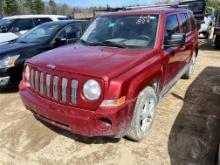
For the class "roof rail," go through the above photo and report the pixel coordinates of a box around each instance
[125,3,179,10]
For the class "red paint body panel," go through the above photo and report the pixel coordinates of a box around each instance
[20,88,136,137]
[19,8,199,138]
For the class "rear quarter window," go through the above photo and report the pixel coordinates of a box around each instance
[58,17,68,20]
[34,18,52,26]
[179,13,191,33]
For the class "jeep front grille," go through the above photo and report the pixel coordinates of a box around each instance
[29,68,78,105]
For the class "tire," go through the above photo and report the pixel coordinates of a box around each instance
[126,86,158,141]
[215,35,220,49]
[182,52,196,79]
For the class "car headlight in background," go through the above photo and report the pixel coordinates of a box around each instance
[0,55,20,69]
[83,79,101,101]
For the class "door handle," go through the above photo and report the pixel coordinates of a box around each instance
[180,46,186,51]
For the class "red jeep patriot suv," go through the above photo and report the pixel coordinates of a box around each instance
[19,8,198,141]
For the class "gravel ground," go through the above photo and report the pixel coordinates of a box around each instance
[0,39,220,165]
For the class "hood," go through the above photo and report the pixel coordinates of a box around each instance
[28,44,156,79]
[0,42,39,55]
[0,33,19,44]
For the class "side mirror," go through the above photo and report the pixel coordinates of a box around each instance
[54,37,67,47]
[165,33,186,47]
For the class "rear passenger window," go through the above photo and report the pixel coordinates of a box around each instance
[34,18,52,26]
[164,15,180,45]
[179,13,190,33]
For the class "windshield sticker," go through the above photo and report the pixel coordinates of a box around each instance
[108,21,116,28]
[136,16,151,24]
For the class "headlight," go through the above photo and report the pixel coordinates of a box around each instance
[0,55,20,69]
[83,79,101,101]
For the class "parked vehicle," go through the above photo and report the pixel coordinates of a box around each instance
[199,16,213,38]
[214,3,220,49]
[19,8,199,141]
[0,20,88,88]
[0,15,69,45]
[199,7,215,39]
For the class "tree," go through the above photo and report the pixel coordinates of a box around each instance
[4,0,18,15]
[207,0,219,9]
[60,3,68,15]
[25,0,33,9]
[0,0,4,16]
[49,0,56,14]
[33,0,44,14]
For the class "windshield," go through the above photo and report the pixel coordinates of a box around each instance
[81,14,159,48]
[17,23,62,43]
[0,19,15,28]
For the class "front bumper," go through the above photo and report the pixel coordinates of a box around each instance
[0,67,22,88]
[0,68,11,87]
[19,89,136,138]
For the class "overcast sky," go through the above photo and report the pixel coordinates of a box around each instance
[45,0,163,8]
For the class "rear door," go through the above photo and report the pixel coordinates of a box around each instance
[178,12,193,68]
[163,14,182,85]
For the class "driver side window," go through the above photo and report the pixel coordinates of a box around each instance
[55,24,82,43]
[164,14,180,45]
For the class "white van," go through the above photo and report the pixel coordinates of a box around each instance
[0,15,69,44]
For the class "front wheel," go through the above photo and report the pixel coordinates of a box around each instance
[126,86,158,141]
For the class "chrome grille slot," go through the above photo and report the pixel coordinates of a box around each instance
[35,71,39,92]
[61,78,68,102]
[53,76,59,100]
[40,72,44,95]
[29,66,79,105]
[30,69,34,89]
[71,80,78,104]
[46,74,51,97]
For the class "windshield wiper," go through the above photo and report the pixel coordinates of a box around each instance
[80,39,100,46]
[80,39,126,48]
[100,41,126,48]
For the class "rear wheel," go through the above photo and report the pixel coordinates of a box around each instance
[126,86,158,141]
[182,52,196,79]
[202,31,210,39]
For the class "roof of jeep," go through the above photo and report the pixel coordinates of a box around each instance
[100,8,192,16]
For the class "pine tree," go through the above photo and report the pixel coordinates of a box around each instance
[60,3,68,15]
[4,0,18,15]
[25,0,34,11]
[0,0,4,16]
[33,0,44,14]
[49,0,56,14]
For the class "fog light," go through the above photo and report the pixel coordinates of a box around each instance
[99,118,112,127]
[0,76,10,86]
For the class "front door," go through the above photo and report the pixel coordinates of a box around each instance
[163,14,183,86]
